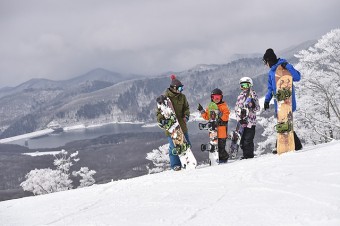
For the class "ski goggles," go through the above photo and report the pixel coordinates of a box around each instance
[240,82,251,89]
[211,94,222,101]
[177,86,184,92]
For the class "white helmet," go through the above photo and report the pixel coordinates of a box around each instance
[239,77,253,86]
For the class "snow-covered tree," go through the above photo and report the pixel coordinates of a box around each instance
[20,168,72,195]
[146,144,170,173]
[256,114,277,155]
[54,150,79,174]
[72,167,96,188]
[21,150,96,195]
[295,29,340,144]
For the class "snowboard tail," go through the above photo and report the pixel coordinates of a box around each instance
[228,122,244,159]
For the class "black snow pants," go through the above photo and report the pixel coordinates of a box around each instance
[218,138,229,161]
[240,125,256,159]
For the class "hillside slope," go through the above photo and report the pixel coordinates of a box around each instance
[1,141,339,226]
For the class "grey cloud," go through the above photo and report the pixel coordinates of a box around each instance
[0,0,339,86]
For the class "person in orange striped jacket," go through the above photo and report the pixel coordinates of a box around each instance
[198,88,230,163]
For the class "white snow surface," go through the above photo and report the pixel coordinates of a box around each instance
[1,141,340,226]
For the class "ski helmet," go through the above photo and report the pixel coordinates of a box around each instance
[211,88,223,95]
[239,77,253,86]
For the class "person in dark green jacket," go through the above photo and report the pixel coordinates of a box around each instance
[156,75,191,171]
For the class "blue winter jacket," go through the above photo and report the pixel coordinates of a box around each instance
[264,58,301,113]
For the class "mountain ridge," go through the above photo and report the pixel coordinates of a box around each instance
[0,40,315,138]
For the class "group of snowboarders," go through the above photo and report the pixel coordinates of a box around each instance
[157,48,302,171]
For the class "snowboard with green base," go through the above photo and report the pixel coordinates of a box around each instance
[156,95,197,169]
[198,102,219,166]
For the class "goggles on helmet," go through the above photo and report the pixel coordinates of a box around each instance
[211,94,222,101]
[177,86,184,92]
[240,82,251,89]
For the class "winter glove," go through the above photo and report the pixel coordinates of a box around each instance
[251,99,256,109]
[197,103,205,114]
[281,62,287,69]
[197,103,203,111]
[184,115,190,123]
[218,112,223,118]
[264,101,270,111]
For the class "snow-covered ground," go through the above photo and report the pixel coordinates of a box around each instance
[1,141,340,226]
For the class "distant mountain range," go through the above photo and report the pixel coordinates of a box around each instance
[0,40,315,138]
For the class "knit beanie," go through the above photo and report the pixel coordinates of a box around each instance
[263,48,278,66]
[170,74,183,88]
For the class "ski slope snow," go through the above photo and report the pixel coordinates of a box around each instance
[1,141,340,226]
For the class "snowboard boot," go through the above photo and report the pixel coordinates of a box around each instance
[218,148,229,163]
[273,141,278,154]
[294,131,303,151]
[173,166,181,171]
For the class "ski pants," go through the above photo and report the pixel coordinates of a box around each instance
[218,138,229,161]
[240,125,256,159]
[167,132,191,169]
[293,131,303,150]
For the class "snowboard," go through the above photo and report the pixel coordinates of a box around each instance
[156,95,197,169]
[228,108,248,159]
[198,102,219,166]
[274,64,295,154]
[228,122,243,159]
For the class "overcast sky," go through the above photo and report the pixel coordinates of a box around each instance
[1,0,339,87]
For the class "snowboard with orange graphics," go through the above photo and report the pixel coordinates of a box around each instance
[275,65,295,154]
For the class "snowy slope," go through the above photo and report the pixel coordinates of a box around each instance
[1,141,340,226]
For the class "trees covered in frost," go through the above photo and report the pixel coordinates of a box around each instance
[294,29,340,144]
[19,168,72,195]
[73,167,96,188]
[21,150,96,195]
[146,144,170,173]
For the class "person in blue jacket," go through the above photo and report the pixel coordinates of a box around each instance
[262,48,302,152]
